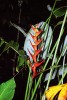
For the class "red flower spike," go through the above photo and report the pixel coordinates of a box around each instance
[28,46,43,62]
[30,33,37,42]
[32,71,37,79]
[31,25,39,33]
[29,62,37,78]
[29,40,37,51]
[28,24,44,78]
[29,39,42,51]
[35,24,39,28]
[28,49,37,62]
[31,60,44,72]
[32,71,41,79]
[34,46,43,57]
[35,30,42,37]
[34,39,43,45]
[31,25,42,37]
[31,60,44,78]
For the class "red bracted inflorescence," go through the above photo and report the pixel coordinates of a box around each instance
[28,25,44,78]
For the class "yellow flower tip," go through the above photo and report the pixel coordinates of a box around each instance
[31,25,39,33]
[58,96,66,100]
[30,33,37,42]
[31,25,42,37]
[35,30,42,37]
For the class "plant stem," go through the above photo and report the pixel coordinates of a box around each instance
[30,40,57,100]
[30,5,67,100]
[30,4,58,98]
[46,10,67,90]
[24,68,32,100]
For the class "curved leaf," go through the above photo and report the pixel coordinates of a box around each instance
[10,22,27,37]
[0,38,5,47]
[0,79,16,100]
[53,6,67,17]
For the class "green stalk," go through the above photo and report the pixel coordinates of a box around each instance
[27,77,33,100]
[30,14,58,99]
[45,10,67,90]
[34,79,37,100]
[62,56,65,84]
[30,7,67,100]
[24,68,31,100]
[59,70,67,85]
[41,0,57,29]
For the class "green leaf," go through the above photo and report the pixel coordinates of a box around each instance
[8,41,21,56]
[0,43,10,56]
[16,50,27,72]
[18,50,25,55]
[0,78,16,100]
[0,38,4,47]
[10,22,27,37]
[9,41,19,51]
[0,39,25,57]
[3,44,9,52]
[18,56,24,67]
[16,56,24,72]
[53,6,67,17]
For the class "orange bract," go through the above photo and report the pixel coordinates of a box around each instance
[58,84,67,100]
[45,83,67,100]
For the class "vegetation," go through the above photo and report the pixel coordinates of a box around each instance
[0,0,67,100]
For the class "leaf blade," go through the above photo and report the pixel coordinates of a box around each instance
[0,79,16,100]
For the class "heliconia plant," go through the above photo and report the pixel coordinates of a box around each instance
[0,0,67,100]
[27,25,44,78]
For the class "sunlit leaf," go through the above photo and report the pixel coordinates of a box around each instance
[0,78,16,100]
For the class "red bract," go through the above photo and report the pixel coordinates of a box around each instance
[30,33,37,42]
[28,49,37,62]
[29,40,37,51]
[29,39,43,47]
[31,25,39,33]
[28,25,44,78]
[32,60,44,78]
[31,60,44,72]
[28,46,43,62]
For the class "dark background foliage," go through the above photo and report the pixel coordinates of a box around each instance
[0,0,67,100]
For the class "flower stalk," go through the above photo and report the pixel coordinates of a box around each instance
[28,25,44,78]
